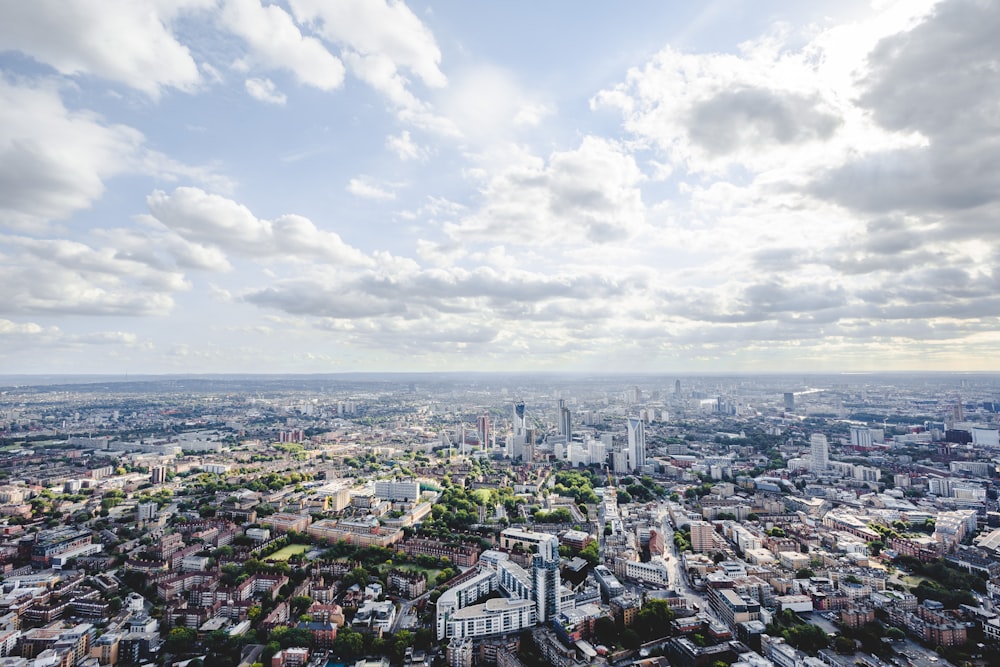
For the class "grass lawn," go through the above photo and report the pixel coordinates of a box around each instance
[900,574,930,588]
[266,544,310,561]
[379,562,442,583]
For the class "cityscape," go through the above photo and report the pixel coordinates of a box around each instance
[0,373,999,667]
[2,1,999,667]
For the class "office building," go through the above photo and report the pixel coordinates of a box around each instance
[374,479,420,503]
[559,406,571,439]
[477,414,491,449]
[809,434,828,473]
[690,521,715,553]
[627,417,646,472]
[512,402,526,441]
[531,535,561,623]
[150,466,167,485]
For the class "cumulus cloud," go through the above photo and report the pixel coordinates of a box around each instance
[0,77,229,231]
[222,0,345,91]
[811,0,1000,219]
[346,178,396,201]
[287,0,453,132]
[592,45,848,174]
[146,187,372,266]
[240,262,633,358]
[0,236,183,316]
[438,64,554,143]
[288,0,446,88]
[447,136,646,245]
[0,78,142,229]
[244,77,287,105]
[386,130,423,161]
[0,0,209,97]
[0,319,139,352]
[687,87,840,156]
[244,262,626,317]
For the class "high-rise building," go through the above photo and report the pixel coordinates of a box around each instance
[627,418,646,472]
[809,433,829,473]
[531,535,562,623]
[150,466,166,485]
[137,502,157,522]
[612,446,629,474]
[675,380,681,396]
[849,426,874,449]
[375,479,420,503]
[512,402,526,440]
[559,407,571,439]
[477,414,491,449]
[783,392,795,411]
[690,521,714,553]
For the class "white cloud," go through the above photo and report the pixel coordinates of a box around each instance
[447,136,646,245]
[0,78,143,230]
[289,0,446,88]
[146,187,372,266]
[0,0,209,97]
[0,319,140,352]
[0,77,232,232]
[346,178,396,201]
[221,0,345,91]
[245,77,287,105]
[438,64,553,143]
[288,0,453,132]
[386,130,423,161]
[0,235,184,316]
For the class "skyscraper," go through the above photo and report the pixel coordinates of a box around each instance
[531,535,561,623]
[512,401,526,440]
[523,428,535,463]
[627,417,646,472]
[783,392,795,411]
[477,413,491,449]
[559,406,571,439]
[809,433,829,473]
[690,521,714,553]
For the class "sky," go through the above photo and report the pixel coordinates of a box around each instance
[1,0,998,375]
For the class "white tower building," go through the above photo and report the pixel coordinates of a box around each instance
[627,417,646,472]
[809,433,829,473]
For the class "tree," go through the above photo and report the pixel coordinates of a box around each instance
[796,568,815,579]
[621,628,641,649]
[833,636,855,654]
[392,630,414,662]
[785,624,829,653]
[594,617,617,646]
[332,628,364,660]
[579,541,600,567]
[634,599,675,642]
[290,596,313,617]
[343,567,370,589]
[165,627,197,654]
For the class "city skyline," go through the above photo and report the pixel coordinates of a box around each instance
[2,0,997,374]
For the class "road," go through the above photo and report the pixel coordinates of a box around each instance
[658,505,721,625]
[390,591,429,634]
